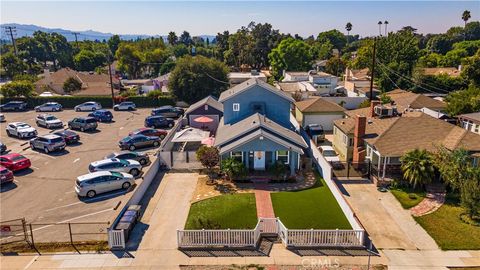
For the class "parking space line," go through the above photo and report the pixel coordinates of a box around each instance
[45,190,127,212]
[119,127,124,130]
[31,208,113,233]
[73,158,80,163]
[23,255,38,270]
[31,166,39,170]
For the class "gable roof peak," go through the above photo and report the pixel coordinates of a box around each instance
[219,78,294,103]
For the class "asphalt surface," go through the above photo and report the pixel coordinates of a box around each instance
[0,108,167,240]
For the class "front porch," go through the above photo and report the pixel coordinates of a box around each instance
[221,150,301,176]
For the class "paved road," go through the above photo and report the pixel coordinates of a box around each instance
[0,109,165,242]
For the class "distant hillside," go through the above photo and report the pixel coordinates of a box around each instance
[0,23,215,43]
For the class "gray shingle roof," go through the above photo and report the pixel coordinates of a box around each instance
[218,78,294,103]
[215,113,307,154]
[184,95,223,115]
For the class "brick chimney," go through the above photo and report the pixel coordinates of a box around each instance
[353,115,367,163]
[369,100,381,118]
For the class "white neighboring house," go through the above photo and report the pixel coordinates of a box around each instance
[228,70,267,86]
[282,71,338,96]
[294,97,346,130]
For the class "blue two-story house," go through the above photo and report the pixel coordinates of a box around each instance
[214,78,307,176]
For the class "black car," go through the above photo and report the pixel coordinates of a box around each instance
[53,130,80,144]
[144,116,175,129]
[151,106,184,118]
[118,135,161,151]
[0,101,27,112]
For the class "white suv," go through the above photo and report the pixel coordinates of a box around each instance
[6,122,38,139]
[74,102,102,112]
[75,171,135,198]
[36,114,64,129]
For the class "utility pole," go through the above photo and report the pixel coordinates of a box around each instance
[72,32,80,49]
[369,37,377,101]
[108,56,115,108]
[4,26,18,55]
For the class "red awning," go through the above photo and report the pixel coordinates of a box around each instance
[193,116,214,123]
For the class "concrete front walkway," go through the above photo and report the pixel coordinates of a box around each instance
[254,188,275,218]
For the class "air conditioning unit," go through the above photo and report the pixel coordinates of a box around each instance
[374,105,398,118]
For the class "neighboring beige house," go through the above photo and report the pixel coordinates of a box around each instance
[35,68,120,96]
[295,97,346,130]
[458,112,480,135]
[332,101,480,183]
[343,68,380,98]
[386,89,447,112]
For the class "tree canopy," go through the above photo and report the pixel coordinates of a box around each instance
[268,37,313,79]
[168,55,229,104]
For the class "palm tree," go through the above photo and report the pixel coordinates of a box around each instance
[400,149,435,189]
[462,10,471,40]
[378,21,383,36]
[384,20,389,36]
[345,22,353,44]
[462,10,471,27]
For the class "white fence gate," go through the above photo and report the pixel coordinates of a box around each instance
[108,229,125,249]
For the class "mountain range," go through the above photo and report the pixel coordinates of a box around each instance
[0,23,215,43]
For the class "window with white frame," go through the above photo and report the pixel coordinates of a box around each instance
[475,124,479,133]
[276,150,289,164]
[342,134,348,145]
[230,151,243,162]
[204,105,208,110]
[233,103,240,112]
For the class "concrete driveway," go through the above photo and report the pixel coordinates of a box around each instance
[337,180,437,251]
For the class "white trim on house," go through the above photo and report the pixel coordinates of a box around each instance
[276,150,290,164]
[233,103,240,112]
[230,151,243,162]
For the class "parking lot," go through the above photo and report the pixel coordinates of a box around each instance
[0,108,166,235]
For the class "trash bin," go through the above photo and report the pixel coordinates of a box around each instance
[115,222,133,241]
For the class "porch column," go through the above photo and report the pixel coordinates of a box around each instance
[382,156,387,180]
[243,152,249,169]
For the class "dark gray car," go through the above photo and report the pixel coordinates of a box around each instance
[68,117,98,132]
[118,135,160,151]
[104,151,150,166]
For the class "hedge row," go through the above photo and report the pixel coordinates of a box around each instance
[0,95,176,109]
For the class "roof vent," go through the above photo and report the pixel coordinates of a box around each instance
[367,119,373,124]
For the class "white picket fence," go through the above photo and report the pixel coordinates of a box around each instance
[177,218,365,249]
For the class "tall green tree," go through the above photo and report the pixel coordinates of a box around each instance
[445,84,480,116]
[268,37,313,79]
[167,31,178,46]
[0,80,35,97]
[179,31,192,46]
[317,29,347,51]
[115,43,142,78]
[107,35,121,56]
[462,10,471,28]
[0,52,28,78]
[400,149,435,189]
[168,55,229,103]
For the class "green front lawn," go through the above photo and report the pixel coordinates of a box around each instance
[271,174,352,229]
[390,187,426,209]
[185,193,258,229]
[415,196,480,250]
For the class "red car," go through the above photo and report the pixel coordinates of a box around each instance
[0,166,14,184]
[0,153,31,172]
[129,128,167,139]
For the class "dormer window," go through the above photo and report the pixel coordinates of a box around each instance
[233,103,240,112]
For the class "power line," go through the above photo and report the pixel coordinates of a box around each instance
[204,72,229,84]
[376,60,451,93]
[3,26,18,55]
[377,63,445,95]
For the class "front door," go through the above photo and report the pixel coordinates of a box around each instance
[253,151,266,170]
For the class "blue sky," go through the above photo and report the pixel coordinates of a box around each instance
[1,1,479,37]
